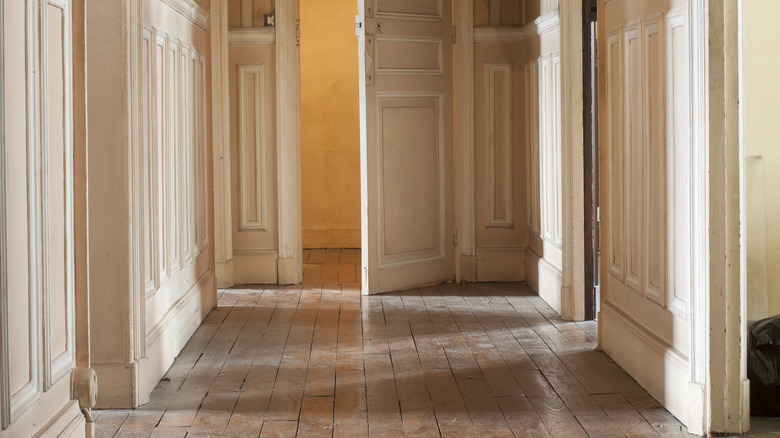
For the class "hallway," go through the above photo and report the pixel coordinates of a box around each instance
[93,251,694,437]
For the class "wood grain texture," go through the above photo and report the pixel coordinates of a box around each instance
[95,253,688,437]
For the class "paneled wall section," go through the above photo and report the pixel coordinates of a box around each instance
[599,3,693,426]
[473,40,528,281]
[138,0,213,400]
[604,10,689,313]
[1,0,85,434]
[228,41,278,284]
[525,52,563,249]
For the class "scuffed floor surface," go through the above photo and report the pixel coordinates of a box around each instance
[95,253,707,437]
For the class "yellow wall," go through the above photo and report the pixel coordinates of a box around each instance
[743,0,780,320]
[300,0,361,248]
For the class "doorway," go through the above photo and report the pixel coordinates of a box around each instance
[299,0,362,285]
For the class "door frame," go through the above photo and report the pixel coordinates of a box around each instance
[272,0,589,303]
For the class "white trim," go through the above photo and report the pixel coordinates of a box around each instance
[145,269,211,345]
[453,0,476,282]
[559,0,585,321]
[41,0,77,389]
[228,28,276,45]
[522,11,561,39]
[0,0,7,427]
[473,12,560,43]
[474,27,524,43]
[211,0,234,288]
[161,0,209,30]
[129,0,147,370]
[358,0,369,291]
[276,0,302,284]
[2,0,44,426]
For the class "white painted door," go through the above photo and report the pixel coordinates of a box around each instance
[359,0,455,293]
[1,0,86,435]
[598,0,704,432]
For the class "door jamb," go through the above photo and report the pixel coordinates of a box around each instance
[454,0,477,283]
[211,0,235,288]
[560,0,586,321]
[276,0,303,284]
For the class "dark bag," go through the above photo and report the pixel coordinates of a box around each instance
[748,315,780,416]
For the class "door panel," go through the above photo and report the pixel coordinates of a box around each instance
[363,0,454,293]
[598,0,697,429]
[2,0,84,434]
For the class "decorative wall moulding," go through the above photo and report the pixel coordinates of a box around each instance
[162,0,209,30]
[473,11,560,43]
[522,11,560,39]
[473,27,524,43]
[228,28,276,45]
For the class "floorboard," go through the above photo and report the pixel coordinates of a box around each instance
[94,249,703,438]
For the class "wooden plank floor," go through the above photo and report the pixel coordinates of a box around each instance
[95,249,706,438]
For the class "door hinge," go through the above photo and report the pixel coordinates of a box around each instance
[355,15,363,36]
[453,229,459,247]
[451,25,457,44]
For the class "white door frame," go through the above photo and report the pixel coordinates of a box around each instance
[275,0,303,285]
[453,0,477,283]
[559,0,586,321]
[213,0,303,287]
[211,0,235,288]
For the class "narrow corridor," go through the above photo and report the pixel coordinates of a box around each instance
[94,251,698,437]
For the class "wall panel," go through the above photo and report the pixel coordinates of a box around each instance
[606,30,624,281]
[42,0,75,388]
[624,23,642,292]
[238,65,268,231]
[155,32,168,284]
[525,60,540,236]
[486,63,514,228]
[2,0,83,433]
[666,9,689,317]
[134,0,214,408]
[642,16,665,305]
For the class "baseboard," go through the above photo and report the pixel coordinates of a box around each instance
[233,250,278,284]
[92,361,137,408]
[144,272,213,400]
[303,228,360,248]
[277,256,300,285]
[525,248,563,313]
[601,302,699,432]
[215,259,234,288]
[460,254,477,282]
[475,247,525,281]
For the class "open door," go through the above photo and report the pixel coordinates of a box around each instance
[358,0,455,293]
[597,0,706,432]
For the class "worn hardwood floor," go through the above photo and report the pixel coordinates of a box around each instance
[95,249,703,438]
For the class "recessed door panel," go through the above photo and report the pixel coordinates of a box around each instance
[376,0,441,19]
[378,95,443,266]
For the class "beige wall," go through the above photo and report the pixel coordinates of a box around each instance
[743,0,780,321]
[300,0,361,248]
